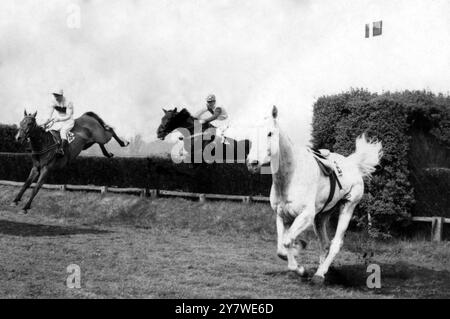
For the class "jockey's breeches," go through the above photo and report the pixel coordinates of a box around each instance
[49,119,75,140]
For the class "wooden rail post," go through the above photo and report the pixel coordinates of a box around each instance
[199,194,206,203]
[149,189,159,199]
[100,186,108,196]
[242,196,252,204]
[431,217,444,242]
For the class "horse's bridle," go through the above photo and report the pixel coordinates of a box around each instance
[20,116,60,156]
[19,115,39,140]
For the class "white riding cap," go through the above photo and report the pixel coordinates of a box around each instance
[53,89,64,97]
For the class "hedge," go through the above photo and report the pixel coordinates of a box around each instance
[312,89,450,238]
[0,153,272,196]
[0,124,28,153]
[0,124,272,195]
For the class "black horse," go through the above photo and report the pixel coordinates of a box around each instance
[156,108,250,164]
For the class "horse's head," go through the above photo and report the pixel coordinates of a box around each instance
[16,109,38,144]
[246,105,280,174]
[157,107,193,140]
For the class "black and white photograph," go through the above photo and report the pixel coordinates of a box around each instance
[0,0,449,302]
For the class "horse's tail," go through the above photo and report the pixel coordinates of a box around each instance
[84,112,110,131]
[348,133,383,179]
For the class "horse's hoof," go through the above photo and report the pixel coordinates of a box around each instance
[277,253,288,261]
[21,209,29,215]
[311,275,325,286]
[10,201,19,207]
[108,153,114,158]
[296,266,307,277]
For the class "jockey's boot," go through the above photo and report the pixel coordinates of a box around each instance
[57,139,68,157]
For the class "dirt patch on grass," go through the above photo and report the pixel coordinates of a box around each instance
[325,262,450,298]
[0,219,109,237]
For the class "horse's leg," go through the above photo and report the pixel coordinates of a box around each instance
[99,144,114,158]
[284,237,305,276]
[271,187,288,260]
[12,166,39,205]
[282,204,315,276]
[313,195,361,283]
[276,214,289,261]
[283,205,315,248]
[109,128,129,147]
[314,211,332,264]
[276,213,305,262]
[22,166,51,213]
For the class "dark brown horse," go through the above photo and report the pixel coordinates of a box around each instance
[156,107,251,164]
[12,110,129,213]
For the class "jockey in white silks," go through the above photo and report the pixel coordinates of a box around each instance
[42,89,75,156]
[194,94,230,144]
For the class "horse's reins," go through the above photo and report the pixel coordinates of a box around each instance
[185,131,214,141]
[31,143,59,156]
[182,122,217,141]
[25,118,60,156]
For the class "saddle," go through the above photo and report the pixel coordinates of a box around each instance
[308,148,343,214]
[309,148,343,176]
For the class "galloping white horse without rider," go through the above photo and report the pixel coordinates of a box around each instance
[246,106,382,284]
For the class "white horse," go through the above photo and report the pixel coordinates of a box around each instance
[246,106,382,284]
